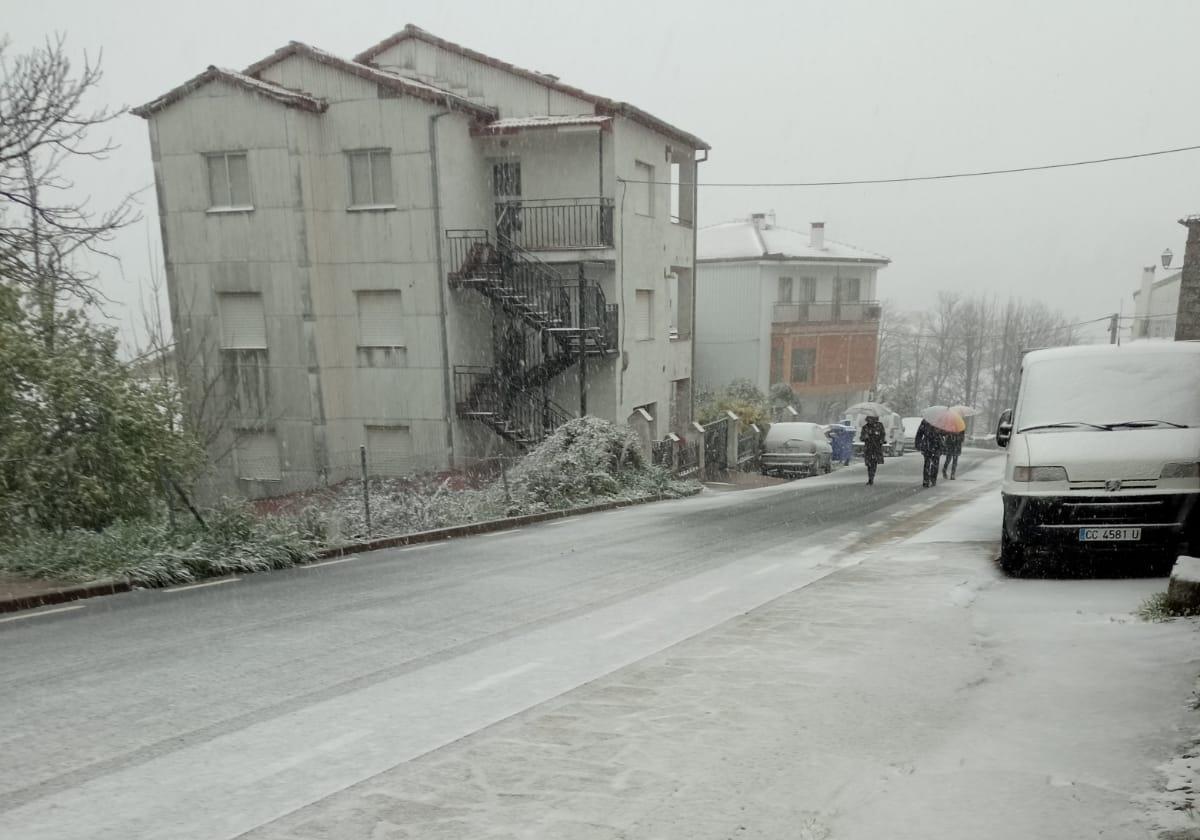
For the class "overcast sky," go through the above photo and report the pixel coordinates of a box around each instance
[7,0,1199,346]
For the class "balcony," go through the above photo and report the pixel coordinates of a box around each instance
[496,198,614,251]
[772,301,881,324]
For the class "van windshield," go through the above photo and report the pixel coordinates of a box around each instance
[1016,351,1200,431]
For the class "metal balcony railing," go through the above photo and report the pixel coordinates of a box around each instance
[495,198,615,250]
[772,301,882,324]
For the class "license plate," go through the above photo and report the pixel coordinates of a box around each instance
[1078,527,1141,542]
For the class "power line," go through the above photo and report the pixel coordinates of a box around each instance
[617,142,1200,188]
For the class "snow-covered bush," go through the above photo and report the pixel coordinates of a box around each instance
[299,417,698,544]
[0,501,315,587]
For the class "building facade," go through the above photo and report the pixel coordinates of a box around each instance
[134,25,708,499]
[695,215,889,422]
[1132,265,1181,340]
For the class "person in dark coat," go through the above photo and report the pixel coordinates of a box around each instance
[914,419,945,488]
[861,415,886,486]
[942,429,965,480]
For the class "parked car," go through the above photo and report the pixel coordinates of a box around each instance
[884,412,906,456]
[761,422,834,478]
[996,342,1200,575]
[901,416,922,452]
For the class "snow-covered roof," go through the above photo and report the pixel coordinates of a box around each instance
[354,25,710,151]
[241,42,496,120]
[697,218,890,264]
[476,115,612,134]
[132,66,328,118]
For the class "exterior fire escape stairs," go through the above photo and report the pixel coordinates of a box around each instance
[446,229,618,448]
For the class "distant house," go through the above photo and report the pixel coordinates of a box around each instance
[1131,265,1181,340]
[133,25,708,499]
[695,214,889,421]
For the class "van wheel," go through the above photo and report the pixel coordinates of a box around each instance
[999,530,1026,576]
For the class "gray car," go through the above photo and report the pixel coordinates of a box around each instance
[761,422,833,478]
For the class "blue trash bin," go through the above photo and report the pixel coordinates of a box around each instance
[830,424,855,466]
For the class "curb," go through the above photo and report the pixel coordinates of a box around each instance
[0,487,701,616]
[0,579,132,615]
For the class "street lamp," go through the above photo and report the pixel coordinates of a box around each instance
[1162,248,1174,270]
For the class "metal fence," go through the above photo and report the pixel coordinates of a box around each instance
[496,198,615,250]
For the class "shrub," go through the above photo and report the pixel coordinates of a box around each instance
[0,500,315,588]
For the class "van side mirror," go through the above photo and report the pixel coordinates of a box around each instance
[996,409,1014,449]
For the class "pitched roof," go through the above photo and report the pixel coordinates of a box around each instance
[354,24,710,151]
[698,218,891,264]
[131,66,328,118]
[242,41,497,120]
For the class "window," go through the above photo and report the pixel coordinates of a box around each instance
[771,343,785,383]
[791,347,817,384]
[777,277,794,303]
[356,290,404,347]
[799,277,817,303]
[366,426,414,476]
[492,161,521,198]
[205,152,251,210]
[839,277,861,302]
[348,149,394,207]
[635,290,654,340]
[634,161,653,216]
[236,431,281,481]
[218,293,266,350]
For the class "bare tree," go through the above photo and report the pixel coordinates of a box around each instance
[0,35,138,340]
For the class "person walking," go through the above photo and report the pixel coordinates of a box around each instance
[942,429,964,480]
[861,414,886,486]
[914,419,944,488]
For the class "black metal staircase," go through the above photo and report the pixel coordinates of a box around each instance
[447,230,618,448]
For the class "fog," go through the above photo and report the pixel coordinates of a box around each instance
[6,0,1199,346]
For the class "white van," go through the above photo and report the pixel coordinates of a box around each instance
[995,342,1200,574]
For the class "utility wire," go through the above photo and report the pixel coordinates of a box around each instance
[616,142,1200,187]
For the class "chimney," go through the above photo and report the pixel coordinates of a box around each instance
[750,212,768,230]
[810,222,825,250]
[1135,266,1156,338]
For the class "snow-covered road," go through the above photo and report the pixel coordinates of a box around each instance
[1,452,1196,839]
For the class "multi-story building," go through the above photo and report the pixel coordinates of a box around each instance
[695,214,889,421]
[134,25,708,498]
[1132,265,1181,340]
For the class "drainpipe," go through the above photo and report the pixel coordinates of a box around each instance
[689,148,708,425]
[430,110,455,464]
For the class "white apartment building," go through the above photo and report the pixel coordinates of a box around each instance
[134,25,708,499]
[695,215,889,421]
[1132,265,1181,340]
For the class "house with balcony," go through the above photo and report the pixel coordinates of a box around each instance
[133,25,708,499]
[695,214,889,422]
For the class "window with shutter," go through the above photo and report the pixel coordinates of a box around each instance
[839,277,861,302]
[218,293,266,349]
[347,149,394,207]
[366,426,414,476]
[790,348,817,384]
[799,277,816,303]
[635,290,653,340]
[634,161,653,216]
[777,277,794,303]
[236,432,282,481]
[356,291,404,347]
[205,152,252,210]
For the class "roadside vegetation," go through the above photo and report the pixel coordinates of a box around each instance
[290,417,697,545]
[0,417,697,589]
[1136,592,1200,622]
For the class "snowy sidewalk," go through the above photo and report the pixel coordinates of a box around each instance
[238,475,1200,840]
